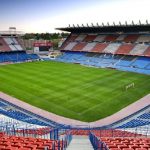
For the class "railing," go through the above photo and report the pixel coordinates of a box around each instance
[89,132,108,150]
[92,128,150,138]
[0,126,72,150]
[68,127,150,137]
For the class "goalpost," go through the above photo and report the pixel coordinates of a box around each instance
[125,82,135,91]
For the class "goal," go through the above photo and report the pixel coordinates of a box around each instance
[125,82,135,91]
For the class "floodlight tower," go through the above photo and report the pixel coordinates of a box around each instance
[9,27,16,35]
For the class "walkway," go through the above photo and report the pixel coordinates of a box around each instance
[66,136,93,150]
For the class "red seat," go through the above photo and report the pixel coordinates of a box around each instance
[123,35,139,42]
[135,148,149,150]
[108,145,119,148]
[36,145,48,150]
[118,145,129,149]
[122,148,134,150]
[72,43,86,51]
[91,43,108,52]
[129,145,141,149]
[109,148,121,150]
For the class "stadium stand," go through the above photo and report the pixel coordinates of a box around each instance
[3,37,23,51]
[0,98,68,128]
[144,46,150,57]
[0,101,73,148]
[103,43,121,53]
[89,131,150,150]
[123,34,139,42]
[108,105,150,131]
[138,113,150,119]
[117,119,150,128]
[12,37,23,50]
[98,137,150,150]
[129,44,149,55]
[0,114,47,132]
[0,98,73,149]
[91,129,147,139]
[70,129,144,137]
[0,37,11,51]
[0,34,40,63]
[63,42,77,50]
[0,51,39,63]
[116,35,127,41]
[68,34,78,41]
[92,34,106,42]
[116,55,136,66]
[104,35,119,42]
[75,34,87,41]
[60,35,150,56]
[55,24,150,75]
[91,43,108,52]
[83,34,97,42]
[0,132,72,150]
[4,37,17,51]
[72,42,87,51]
[55,51,150,74]
[136,35,150,43]
[82,42,97,51]
[115,44,135,55]
[131,57,150,68]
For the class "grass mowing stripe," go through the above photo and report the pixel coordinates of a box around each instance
[0,61,149,122]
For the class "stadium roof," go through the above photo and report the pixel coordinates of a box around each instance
[0,31,24,37]
[56,24,150,34]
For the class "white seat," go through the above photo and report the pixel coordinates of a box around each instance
[129,44,149,55]
[103,43,121,53]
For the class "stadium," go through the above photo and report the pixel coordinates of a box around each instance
[0,0,150,149]
[0,22,150,149]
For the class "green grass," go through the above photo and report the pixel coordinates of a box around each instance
[0,61,150,122]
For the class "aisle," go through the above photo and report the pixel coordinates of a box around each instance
[66,135,93,150]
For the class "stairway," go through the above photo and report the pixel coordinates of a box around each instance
[66,135,94,150]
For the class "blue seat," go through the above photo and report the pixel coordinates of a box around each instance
[0,98,67,128]
[138,113,150,119]
[55,52,150,75]
[0,51,39,63]
[117,119,150,128]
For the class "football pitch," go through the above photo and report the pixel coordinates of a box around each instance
[0,61,150,122]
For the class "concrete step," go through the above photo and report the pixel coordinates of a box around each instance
[66,135,93,150]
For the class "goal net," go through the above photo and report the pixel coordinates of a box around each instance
[125,82,135,91]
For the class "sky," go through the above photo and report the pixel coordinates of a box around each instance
[0,0,149,33]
